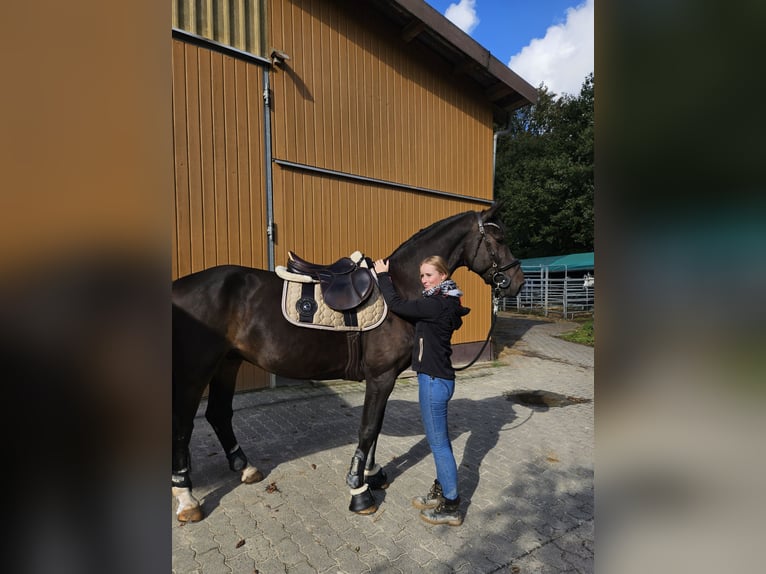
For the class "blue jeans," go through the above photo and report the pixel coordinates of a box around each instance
[417,373,458,500]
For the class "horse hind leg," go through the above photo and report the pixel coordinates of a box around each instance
[172,383,206,522]
[206,354,264,485]
[172,434,203,522]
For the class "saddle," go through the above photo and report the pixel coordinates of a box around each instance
[286,251,374,312]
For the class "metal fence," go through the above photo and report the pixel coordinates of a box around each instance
[501,267,594,319]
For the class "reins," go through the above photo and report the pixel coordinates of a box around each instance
[453,213,520,371]
[453,286,502,371]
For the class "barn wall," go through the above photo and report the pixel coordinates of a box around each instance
[267,0,495,346]
[171,37,271,391]
[171,38,268,278]
[268,0,494,195]
[172,0,501,392]
[172,0,268,56]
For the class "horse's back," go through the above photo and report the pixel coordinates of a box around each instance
[173,264,260,295]
[174,264,271,306]
[173,265,275,340]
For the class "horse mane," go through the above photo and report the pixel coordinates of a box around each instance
[388,210,472,259]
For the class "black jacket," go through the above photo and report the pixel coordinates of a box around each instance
[377,272,470,380]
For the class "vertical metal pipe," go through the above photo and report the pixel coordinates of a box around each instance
[492,122,511,188]
[263,67,276,388]
[262,68,275,272]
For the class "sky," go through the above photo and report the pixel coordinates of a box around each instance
[424,0,594,97]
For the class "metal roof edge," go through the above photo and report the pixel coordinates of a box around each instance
[521,252,594,271]
[368,0,538,113]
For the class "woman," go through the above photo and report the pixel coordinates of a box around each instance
[373,255,470,526]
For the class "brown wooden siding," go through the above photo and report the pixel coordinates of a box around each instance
[267,0,495,346]
[172,37,270,391]
[172,39,267,277]
[268,0,494,197]
[272,165,491,345]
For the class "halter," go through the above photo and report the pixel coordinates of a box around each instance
[475,213,520,290]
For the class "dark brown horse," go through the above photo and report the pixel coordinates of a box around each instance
[172,204,524,521]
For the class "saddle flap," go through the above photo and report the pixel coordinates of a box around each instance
[321,267,374,311]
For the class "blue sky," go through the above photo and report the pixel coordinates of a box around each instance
[424,0,594,97]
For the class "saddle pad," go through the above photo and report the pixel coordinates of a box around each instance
[281,279,387,331]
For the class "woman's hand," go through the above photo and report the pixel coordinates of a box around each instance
[373,259,389,273]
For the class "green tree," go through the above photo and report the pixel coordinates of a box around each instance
[495,74,594,258]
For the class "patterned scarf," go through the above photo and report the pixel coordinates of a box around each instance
[422,279,463,298]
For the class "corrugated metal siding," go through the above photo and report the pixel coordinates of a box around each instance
[172,37,270,391]
[268,0,494,196]
[172,0,267,56]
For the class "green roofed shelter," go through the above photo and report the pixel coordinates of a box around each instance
[520,252,594,272]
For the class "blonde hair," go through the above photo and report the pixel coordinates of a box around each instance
[420,255,450,278]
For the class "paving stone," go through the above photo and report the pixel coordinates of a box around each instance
[172,313,594,573]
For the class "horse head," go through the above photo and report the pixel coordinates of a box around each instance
[465,203,525,297]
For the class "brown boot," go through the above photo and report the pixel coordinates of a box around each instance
[411,479,443,510]
[420,496,463,526]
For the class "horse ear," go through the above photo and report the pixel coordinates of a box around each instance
[482,201,503,221]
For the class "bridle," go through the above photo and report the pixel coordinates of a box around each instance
[474,213,521,291]
[454,214,521,371]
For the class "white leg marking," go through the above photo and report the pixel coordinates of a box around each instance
[241,464,261,483]
[172,486,200,515]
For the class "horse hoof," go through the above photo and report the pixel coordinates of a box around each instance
[177,506,204,523]
[242,465,265,484]
[349,488,377,514]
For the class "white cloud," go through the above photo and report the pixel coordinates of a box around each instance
[445,0,480,35]
[508,0,594,97]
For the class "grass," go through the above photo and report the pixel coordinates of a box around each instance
[559,318,594,347]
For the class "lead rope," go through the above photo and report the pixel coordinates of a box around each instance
[454,286,502,371]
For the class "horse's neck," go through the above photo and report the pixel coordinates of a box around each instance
[388,213,472,296]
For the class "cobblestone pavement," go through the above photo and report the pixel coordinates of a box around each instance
[172,312,594,573]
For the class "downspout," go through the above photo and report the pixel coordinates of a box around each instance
[492,121,512,191]
[262,68,276,388]
[263,68,275,272]
[487,119,513,361]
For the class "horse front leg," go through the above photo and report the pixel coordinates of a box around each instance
[363,438,390,490]
[206,355,265,486]
[346,373,396,514]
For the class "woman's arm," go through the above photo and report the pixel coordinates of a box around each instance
[374,260,441,320]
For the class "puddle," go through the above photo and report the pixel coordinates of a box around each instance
[503,390,592,408]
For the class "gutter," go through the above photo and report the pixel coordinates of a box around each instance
[492,122,512,189]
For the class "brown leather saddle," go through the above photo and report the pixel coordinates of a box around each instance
[286,251,375,311]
